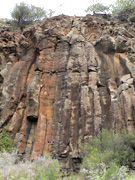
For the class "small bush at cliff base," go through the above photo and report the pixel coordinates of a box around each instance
[0,127,16,152]
[80,163,133,180]
[32,156,60,180]
[81,129,135,179]
[102,164,133,180]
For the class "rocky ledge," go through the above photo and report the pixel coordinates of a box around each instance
[0,14,135,171]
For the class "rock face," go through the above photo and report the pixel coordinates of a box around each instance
[0,14,135,170]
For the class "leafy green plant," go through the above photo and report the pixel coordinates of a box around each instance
[81,129,135,179]
[102,164,133,180]
[9,173,29,180]
[112,0,135,15]
[82,129,135,167]
[11,2,47,28]
[32,156,60,180]
[0,127,16,152]
[62,175,82,180]
[85,2,109,14]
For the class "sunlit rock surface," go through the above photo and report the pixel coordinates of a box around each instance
[0,14,135,170]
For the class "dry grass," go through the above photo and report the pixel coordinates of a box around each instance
[0,150,60,180]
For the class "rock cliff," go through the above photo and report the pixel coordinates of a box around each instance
[0,14,135,171]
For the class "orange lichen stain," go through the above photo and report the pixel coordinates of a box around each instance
[31,71,57,157]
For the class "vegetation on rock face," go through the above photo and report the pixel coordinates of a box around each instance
[0,127,16,152]
[11,2,47,28]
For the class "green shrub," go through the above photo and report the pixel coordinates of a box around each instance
[0,127,16,152]
[112,0,135,15]
[62,175,82,180]
[11,2,47,28]
[82,129,135,167]
[85,3,109,14]
[32,156,60,180]
[9,173,29,180]
[81,129,135,179]
[102,164,133,180]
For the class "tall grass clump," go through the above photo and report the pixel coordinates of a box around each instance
[80,129,135,180]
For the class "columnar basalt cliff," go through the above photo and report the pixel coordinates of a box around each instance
[0,14,135,170]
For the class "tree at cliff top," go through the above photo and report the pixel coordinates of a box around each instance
[11,2,47,28]
[112,0,135,15]
[85,2,110,14]
[86,0,135,16]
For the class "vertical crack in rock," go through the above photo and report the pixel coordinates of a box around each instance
[25,116,38,157]
[0,74,4,119]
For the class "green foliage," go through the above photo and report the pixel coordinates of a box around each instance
[82,129,135,167]
[85,3,109,14]
[133,11,135,17]
[0,152,61,180]
[32,157,60,180]
[62,175,82,180]
[102,164,133,180]
[112,0,135,15]
[0,127,16,152]
[9,173,29,180]
[80,162,133,180]
[11,2,47,28]
[81,129,135,179]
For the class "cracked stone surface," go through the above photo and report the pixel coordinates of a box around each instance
[0,14,135,170]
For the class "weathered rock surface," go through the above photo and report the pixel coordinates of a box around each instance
[0,14,135,171]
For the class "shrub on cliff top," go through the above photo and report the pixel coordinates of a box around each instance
[112,0,135,15]
[85,3,110,14]
[86,0,135,18]
[11,2,47,28]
